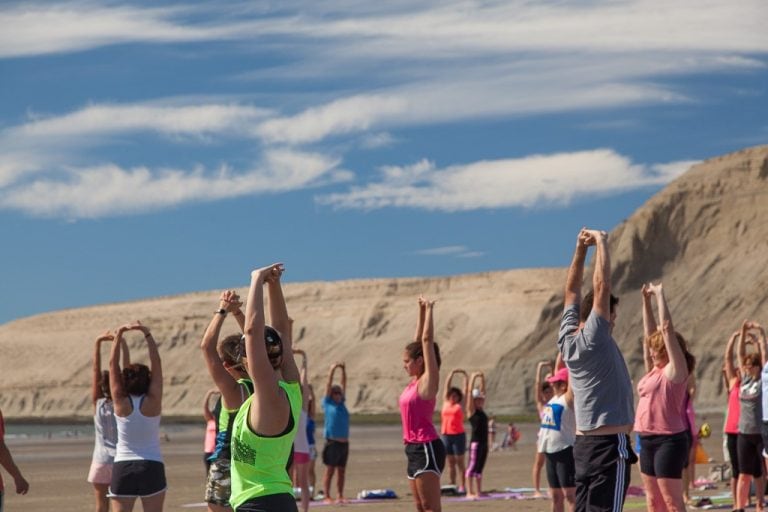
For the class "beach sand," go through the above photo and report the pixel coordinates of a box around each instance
[3,420,730,511]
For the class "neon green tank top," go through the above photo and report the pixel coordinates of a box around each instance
[229,380,302,509]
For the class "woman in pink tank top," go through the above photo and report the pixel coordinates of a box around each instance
[636,283,693,512]
[723,329,743,506]
[399,296,445,512]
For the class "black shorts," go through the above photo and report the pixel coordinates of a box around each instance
[573,434,637,512]
[442,433,467,456]
[682,430,693,469]
[546,446,576,489]
[737,433,764,477]
[405,438,446,479]
[109,459,167,498]
[466,441,488,477]
[638,431,689,478]
[726,433,740,478]
[236,493,298,512]
[322,439,349,467]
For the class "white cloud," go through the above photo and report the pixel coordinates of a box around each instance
[254,95,407,145]
[415,246,468,256]
[14,103,270,140]
[359,132,396,149]
[3,1,767,60]
[318,150,697,212]
[0,149,346,218]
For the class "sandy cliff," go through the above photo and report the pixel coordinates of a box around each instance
[1,145,767,419]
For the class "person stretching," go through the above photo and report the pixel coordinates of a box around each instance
[557,228,636,512]
[734,320,766,512]
[636,283,691,512]
[441,369,467,493]
[464,372,489,499]
[540,359,576,512]
[229,263,302,512]
[89,330,129,512]
[322,362,350,504]
[108,322,166,512]
[533,359,555,498]
[201,289,253,512]
[291,349,312,512]
[723,330,743,507]
[400,296,445,512]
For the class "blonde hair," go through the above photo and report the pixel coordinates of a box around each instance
[646,330,696,372]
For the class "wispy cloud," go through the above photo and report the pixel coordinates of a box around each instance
[415,246,485,258]
[415,246,468,256]
[318,150,698,212]
[15,103,270,140]
[0,149,347,219]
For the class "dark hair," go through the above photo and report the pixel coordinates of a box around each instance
[580,290,619,324]
[122,363,151,395]
[100,370,112,400]
[446,386,463,401]
[678,333,696,373]
[744,353,761,368]
[404,341,442,371]
[264,325,283,370]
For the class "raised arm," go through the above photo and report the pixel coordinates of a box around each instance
[564,229,590,308]
[738,320,749,375]
[444,369,459,400]
[245,263,292,435]
[109,328,129,415]
[339,362,347,392]
[649,283,687,383]
[92,331,114,405]
[588,230,611,321]
[417,298,440,401]
[724,330,740,390]
[201,290,247,409]
[414,297,426,342]
[203,389,217,422]
[325,364,339,398]
[267,269,300,383]
[641,284,656,372]
[465,372,476,417]
[534,361,552,407]
[296,350,311,409]
[752,322,767,367]
[132,322,163,415]
[475,372,486,394]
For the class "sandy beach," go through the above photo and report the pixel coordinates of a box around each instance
[3,418,732,511]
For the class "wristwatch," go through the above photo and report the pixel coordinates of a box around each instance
[215,309,227,316]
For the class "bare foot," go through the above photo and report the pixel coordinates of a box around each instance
[532,491,544,498]
[323,497,334,504]
[336,496,349,504]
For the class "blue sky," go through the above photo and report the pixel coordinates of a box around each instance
[1,1,766,324]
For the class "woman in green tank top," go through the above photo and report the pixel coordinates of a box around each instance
[229,263,303,512]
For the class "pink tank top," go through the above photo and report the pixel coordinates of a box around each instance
[399,379,438,443]
[634,366,688,435]
[725,379,741,434]
[441,402,465,435]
